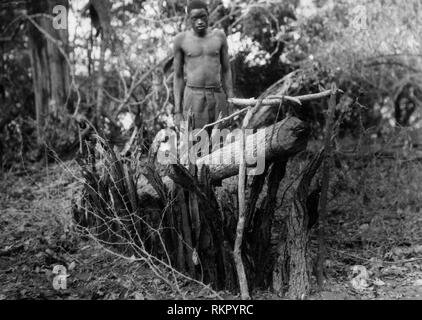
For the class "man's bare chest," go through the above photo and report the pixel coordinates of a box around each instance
[182,36,222,58]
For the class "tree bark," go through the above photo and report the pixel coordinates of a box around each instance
[27,0,71,144]
[246,158,288,288]
[287,151,324,299]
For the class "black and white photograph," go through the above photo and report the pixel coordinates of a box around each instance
[1,0,422,306]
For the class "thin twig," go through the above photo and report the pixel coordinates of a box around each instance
[195,108,248,137]
[232,97,264,300]
[234,127,251,300]
[121,127,139,157]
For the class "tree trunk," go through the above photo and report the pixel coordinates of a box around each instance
[95,37,106,134]
[27,0,70,144]
[287,151,324,299]
[89,0,111,134]
[287,198,311,299]
[246,158,288,288]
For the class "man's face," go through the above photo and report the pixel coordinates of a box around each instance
[189,8,208,35]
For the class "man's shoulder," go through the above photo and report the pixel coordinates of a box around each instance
[212,28,227,39]
[174,31,187,45]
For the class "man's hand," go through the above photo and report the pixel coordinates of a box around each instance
[173,112,184,129]
[225,98,239,125]
[227,98,234,115]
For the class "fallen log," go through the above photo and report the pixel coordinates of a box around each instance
[197,116,309,183]
[137,116,309,197]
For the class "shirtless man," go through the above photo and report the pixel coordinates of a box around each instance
[173,0,234,131]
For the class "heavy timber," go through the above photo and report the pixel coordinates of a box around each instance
[197,116,309,183]
[138,116,309,198]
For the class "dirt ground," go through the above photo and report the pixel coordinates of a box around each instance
[1,158,422,300]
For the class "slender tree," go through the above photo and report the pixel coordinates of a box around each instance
[26,0,71,144]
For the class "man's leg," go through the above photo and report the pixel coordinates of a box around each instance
[181,87,202,264]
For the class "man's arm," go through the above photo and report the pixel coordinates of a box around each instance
[220,31,234,106]
[173,33,185,115]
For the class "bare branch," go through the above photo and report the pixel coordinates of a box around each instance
[229,89,343,107]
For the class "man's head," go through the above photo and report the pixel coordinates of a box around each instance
[187,0,209,36]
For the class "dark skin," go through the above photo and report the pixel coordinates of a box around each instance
[173,8,234,127]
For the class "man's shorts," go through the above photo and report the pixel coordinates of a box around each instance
[183,85,229,130]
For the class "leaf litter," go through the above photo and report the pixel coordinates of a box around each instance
[1,159,422,300]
